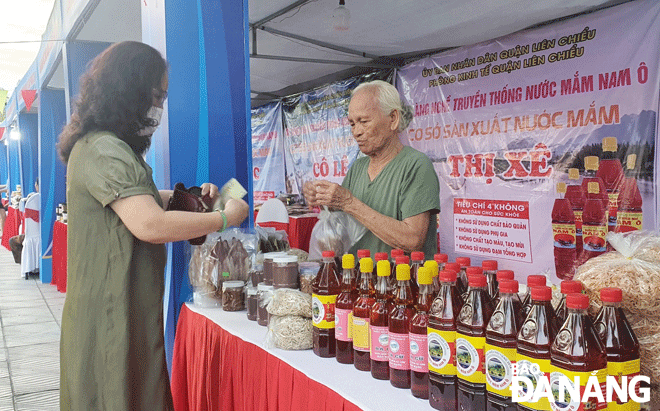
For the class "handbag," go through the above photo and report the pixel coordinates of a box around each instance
[166,182,214,245]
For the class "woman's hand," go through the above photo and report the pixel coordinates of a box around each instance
[200,183,220,204]
[313,180,353,211]
[223,198,250,228]
[302,180,320,208]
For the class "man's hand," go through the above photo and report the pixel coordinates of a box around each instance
[313,180,353,211]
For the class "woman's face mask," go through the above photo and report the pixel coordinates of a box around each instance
[138,106,164,136]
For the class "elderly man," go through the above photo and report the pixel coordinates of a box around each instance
[304,80,440,258]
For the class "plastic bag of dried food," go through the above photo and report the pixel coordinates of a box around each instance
[187,233,223,307]
[266,289,312,318]
[265,315,313,350]
[308,209,366,260]
[575,230,660,318]
[255,226,290,253]
[210,228,259,283]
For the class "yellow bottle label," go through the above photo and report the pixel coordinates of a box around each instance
[351,316,370,352]
[485,344,516,397]
[608,359,641,411]
[311,294,337,329]
[428,327,456,376]
[552,223,576,249]
[548,367,607,410]
[456,334,485,384]
[616,212,643,233]
[515,355,552,410]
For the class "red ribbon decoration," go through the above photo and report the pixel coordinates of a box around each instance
[21,90,37,112]
[24,208,39,223]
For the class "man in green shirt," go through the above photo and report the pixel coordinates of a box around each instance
[304,80,440,259]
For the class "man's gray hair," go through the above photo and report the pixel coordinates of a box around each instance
[352,80,413,131]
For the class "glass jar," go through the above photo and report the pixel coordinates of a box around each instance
[273,255,299,289]
[257,283,274,326]
[263,252,287,286]
[249,263,264,287]
[246,287,258,321]
[222,281,245,311]
[299,262,320,295]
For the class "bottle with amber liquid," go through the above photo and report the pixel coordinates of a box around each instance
[455,256,471,295]
[410,266,434,399]
[520,275,546,320]
[370,259,393,380]
[410,251,425,300]
[352,257,375,371]
[491,270,514,307]
[485,280,523,410]
[516,286,559,411]
[462,266,485,302]
[482,260,499,301]
[335,254,358,364]
[389,248,405,288]
[444,262,460,275]
[312,250,341,358]
[594,288,641,410]
[434,253,448,272]
[388,263,414,389]
[428,270,464,411]
[355,249,370,284]
[554,280,582,324]
[424,260,440,298]
[391,255,410,292]
[550,293,608,411]
[616,154,643,233]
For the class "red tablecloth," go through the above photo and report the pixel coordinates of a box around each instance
[52,221,67,293]
[1,207,21,250]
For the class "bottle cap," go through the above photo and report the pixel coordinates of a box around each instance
[374,252,389,262]
[411,251,425,261]
[424,260,439,277]
[600,287,623,303]
[496,270,515,281]
[273,255,298,264]
[566,293,590,309]
[584,156,599,171]
[557,182,567,194]
[587,181,600,195]
[322,251,335,258]
[456,257,471,267]
[434,253,448,263]
[391,249,404,258]
[531,286,552,301]
[527,275,546,288]
[376,260,391,277]
[396,264,411,281]
[439,270,457,282]
[417,267,433,285]
[359,257,373,273]
[568,168,580,180]
[627,154,637,171]
[357,249,371,259]
[395,255,410,265]
[342,254,355,269]
[468,275,487,288]
[560,280,583,295]
[482,260,498,271]
[499,280,519,294]
[602,137,618,152]
[466,266,483,276]
[444,262,460,273]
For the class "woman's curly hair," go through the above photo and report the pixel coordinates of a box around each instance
[57,41,167,163]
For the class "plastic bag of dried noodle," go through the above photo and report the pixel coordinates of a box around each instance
[265,315,313,350]
[266,289,312,318]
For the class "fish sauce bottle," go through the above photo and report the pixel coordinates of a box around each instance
[581,156,609,262]
[389,248,405,288]
[552,182,577,280]
[550,293,607,411]
[616,154,643,233]
[521,275,547,320]
[388,263,415,389]
[428,270,464,410]
[435,253,448,272]
[597,137,624,232]
[492,270,515,307]
[554,280,582,325]
[462,266,485,301]
[425,260,440,298]
[370,259,393,380]
[482,260,499,301]
[312,250,341,358]
[410,266,434,399]
[594,287,641,410]
[410,251,425,300]
[455,256,471,295]
[356,249,370,284]
[352,257,375,371]
[565,168,586,258]
[486,280,523,410]
[335,254,358,364]
[516,286,559,411]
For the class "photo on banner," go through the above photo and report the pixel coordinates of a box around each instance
[397,0,658,282]
[251,101,286,205]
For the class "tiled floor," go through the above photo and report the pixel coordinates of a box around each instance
[0,247,63,411]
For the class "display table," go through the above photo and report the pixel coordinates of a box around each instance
[172,303,428,411]
[52,221,67,293]
[1,206,22,251]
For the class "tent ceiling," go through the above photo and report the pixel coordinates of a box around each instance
[248,0,630,106]
[75,0,141,42]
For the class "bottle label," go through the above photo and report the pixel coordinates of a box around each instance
[485,344,515,397]
[573,210,583,235]
[552,223,576,249]
[616,212,643,233]
[388,332,410,370]
[549,368,607,411]
[608,359,640,407]
[515,355,552,410]
[455,334,485,384]
[351,316,370,352]
[582,224,607,252]
[312,294,337,329]
[409,332,428,373]
[334,308,352,341]
[608,191,619,227]
[370,325,389,361]
[428,327,456,376]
